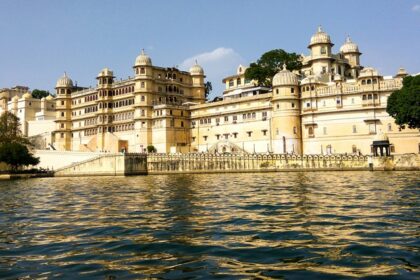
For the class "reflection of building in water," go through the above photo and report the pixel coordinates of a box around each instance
[3,27,419,155]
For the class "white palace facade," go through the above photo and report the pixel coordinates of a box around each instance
[2,27,419,155]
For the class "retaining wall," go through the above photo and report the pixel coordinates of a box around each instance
[147,153,369,174]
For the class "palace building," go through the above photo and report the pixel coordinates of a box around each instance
[3,27,419,155]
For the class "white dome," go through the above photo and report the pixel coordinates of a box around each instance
[56,72,73,88]
[189,62,204,75]
[97,67,114,77]
[272,64,298,87]
[12,95,19,101]
[309,26,332,47]
[396,68,408,77]
[135,49,152,66]
[340,36,360,53]
[46,95,54,101]
[22,92,32,99]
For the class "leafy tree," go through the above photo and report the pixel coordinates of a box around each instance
[245,49,302,87]
[0,142,39,172]
[0,112,29,145]
[147,145,157,153]
[386,75,420,129]
[204,81,212,99]
[31,89,51,99]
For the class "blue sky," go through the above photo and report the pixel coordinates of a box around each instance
[1,0,419,99]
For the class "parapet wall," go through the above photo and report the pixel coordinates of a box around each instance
[51,153,419,177]
[147,153,369,174]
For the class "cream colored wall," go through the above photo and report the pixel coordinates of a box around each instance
[27,119,55,137]
[34,150,103,170]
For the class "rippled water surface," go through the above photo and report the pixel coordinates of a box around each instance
[0,172,419,279]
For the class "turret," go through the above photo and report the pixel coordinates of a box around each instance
[54,72,73,151]
[133,49,152,77]
[340,36,362,78]
[189,61,206,102]
[308,26,334,77]
[271,64,302,154]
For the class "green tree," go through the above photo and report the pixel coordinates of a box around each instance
[0,112,29,145]
[245,49,302,87]
[147,145,157,153]
[204,81,212,99]
[31,89,50,99]
[386,75,420,129]
[0,142,39,172]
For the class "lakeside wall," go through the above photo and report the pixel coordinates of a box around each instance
[48,152,420,177]
[147,153,369,174]
[54,153,147,177]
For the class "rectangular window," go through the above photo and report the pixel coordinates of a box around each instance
[291,88,294,93]
[352,125,357,133]
[216,134,220,140]
[369,123,376,134]
[247,131,252,137]
[233,132,238,138]
[203,136,207,141]
[262,130,267,136]
[224,134,229,139]
[224,116,229,122]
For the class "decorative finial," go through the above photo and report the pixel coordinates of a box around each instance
[141,48,145,55]
[64,71,67,77]
[282,63,287,71]
[346,35,352,43]
[318,25,323,32]
[195,59,198,65]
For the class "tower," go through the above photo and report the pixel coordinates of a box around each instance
[133,49,153,152]
[340,36,362,78]
[308,26,334,79]
[271,64,302,154]
[96,68,114,151]
[54,73,73,151]
[189,62,206,103]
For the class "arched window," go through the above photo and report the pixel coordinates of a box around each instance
[367,79,372,84]
[237,78,241,85]
[362,80,366,85]
[321,46,327,55]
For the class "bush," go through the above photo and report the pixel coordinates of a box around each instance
[147,145,157,153]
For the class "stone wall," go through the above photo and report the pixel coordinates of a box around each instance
[371,153,420,171]
[147,153,369,174]
[54,153,148,177]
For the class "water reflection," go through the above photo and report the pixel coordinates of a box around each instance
[0,171,419,279]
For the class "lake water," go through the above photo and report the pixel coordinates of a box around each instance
[0,172,419,279]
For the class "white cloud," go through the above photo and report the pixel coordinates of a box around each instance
[412,4,420,12]
[180,47,246,99]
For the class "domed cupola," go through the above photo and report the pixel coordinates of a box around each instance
[22,92,32,99]
[340,36,360,54]
[189,61,204,76]
[97,67,114,78]
[272,64,298,87]
[56,72,73,88]
[308,26,333,48]
[135,49,152,66]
